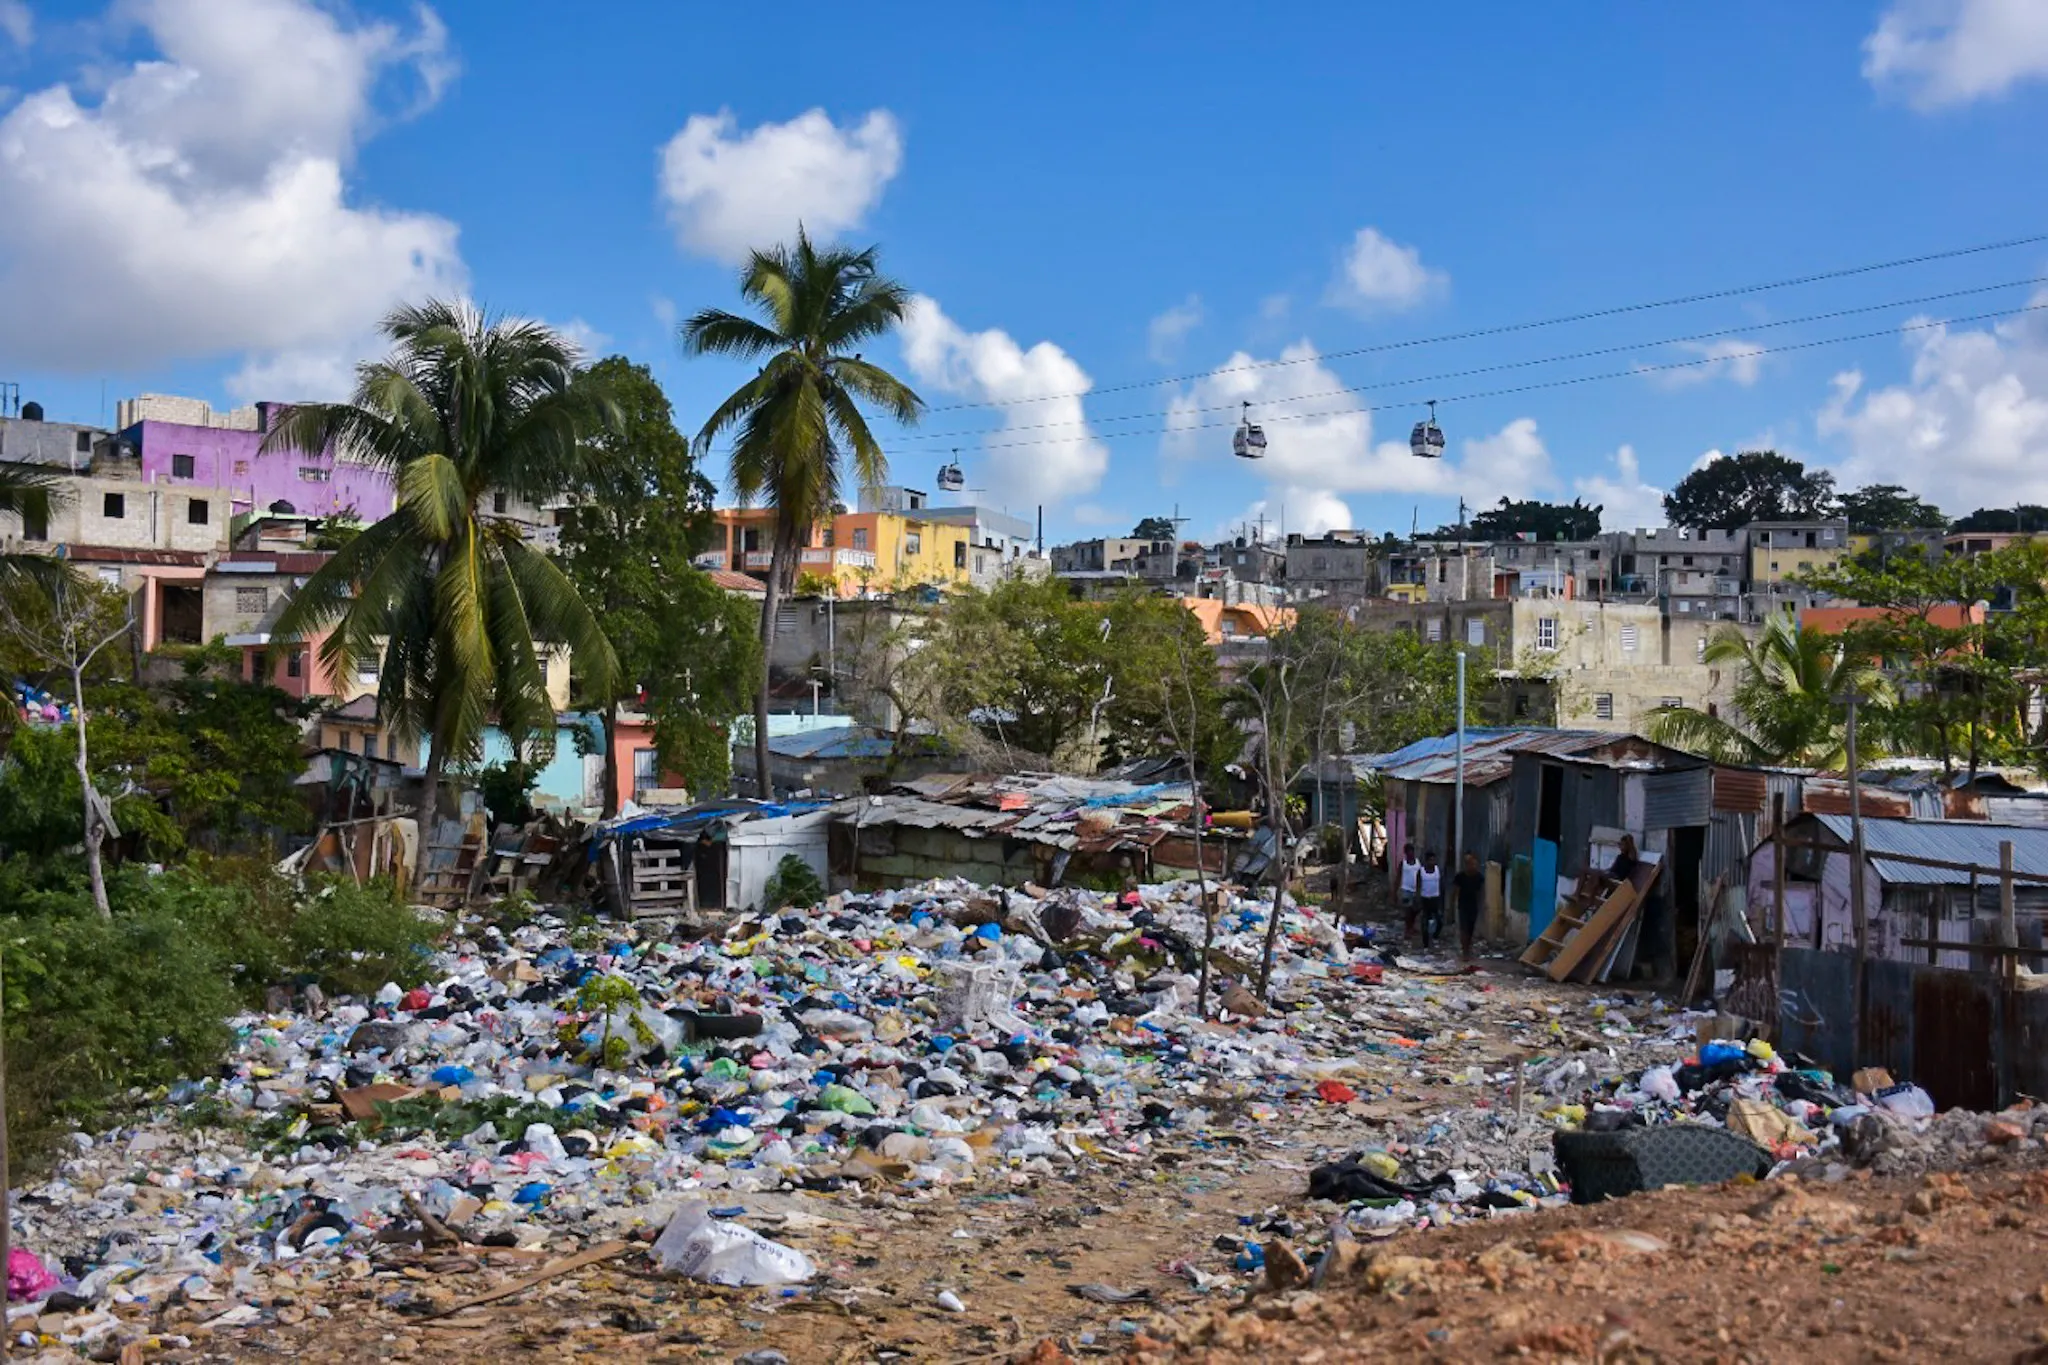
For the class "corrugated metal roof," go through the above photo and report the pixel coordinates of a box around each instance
[1810,813,2048,885]
[1354,727,1686,788]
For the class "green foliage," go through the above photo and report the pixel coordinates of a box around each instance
[0,858,436,1169]
[0,724,89,858]
[1096,589,1236,774]
[793,571,838,598]
[1662,450,1836,531]
[1798,541,2048,773]
[1837,484,1947,533]
[763,853,826,910]
[1648,613,1890,766]
[558,357,762,806]
[266,300,620,788]
[681,229,924,793]
[1952,506,2048,534]
[1445,497,1602,543]
[1131,516,1177,541]
[478,759,539,826]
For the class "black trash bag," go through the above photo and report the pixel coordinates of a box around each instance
[1553,1124,1772,1205]
[1307,1160,1452,1203]
[1773,1071,1853,1109]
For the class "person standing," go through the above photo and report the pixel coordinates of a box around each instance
[1398,842,1422,939]
[1418,849,1443,948]
[1452,851,1486,961]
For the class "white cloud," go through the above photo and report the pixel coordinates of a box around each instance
[898,294,1109,506]
[1165,341,1554,539]
[1864,0,2048,108]
[1146,294,1203,365]
[1817,291,2048,511]
[1230,489,1355,541]
[1574,444,1669,532]
[1640,338,1767,389]
[1069,502,1125,529]
[0,0,464,377]
[657,108,901,264]
[1259,293,1291,322]
[0,0,32,48]
[1327,226,1446,313]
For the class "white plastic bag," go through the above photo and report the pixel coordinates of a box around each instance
[1875,1083,1936,1118]
[1639,1065,1680,1103]
[653,1202,815,1286]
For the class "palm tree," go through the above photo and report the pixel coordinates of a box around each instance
[0,463,75,590]
[267,300,619,820]
[681,230,923,796]
[1649,613,1891,767]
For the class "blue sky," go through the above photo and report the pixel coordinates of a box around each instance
[2,1,2047,545]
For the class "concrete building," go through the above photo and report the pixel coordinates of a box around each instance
[860,486,1044,589]
[1488,538,1610,600]
[1285,531,1377,600]
[117,394,396,524]
[1211,536,1286,588]
[1353,597,1750,733]
[1612,527,1747,620]
[1050,537,1159,575]
[1746,519,1849,617]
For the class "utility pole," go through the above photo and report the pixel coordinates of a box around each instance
[1837,684,1871,1067]
[1452,650,1467,878]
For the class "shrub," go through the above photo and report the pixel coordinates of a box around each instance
[762,853,825,910]
[479,760,540,827]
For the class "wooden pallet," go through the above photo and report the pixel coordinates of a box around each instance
[1522,874,1641,983]
[630,846,693,909]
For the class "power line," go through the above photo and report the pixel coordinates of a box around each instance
[883,274,2048,447]
[920,230,2048,414]
[896,299,2048,456]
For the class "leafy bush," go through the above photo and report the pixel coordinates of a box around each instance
[762,853,825,910]
[479,759,540,827]
[0,857,440,1170]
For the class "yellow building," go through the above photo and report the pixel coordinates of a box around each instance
[1748,520,1850,585]
[829,511,972,592]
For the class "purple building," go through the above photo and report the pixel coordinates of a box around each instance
[117,394,395,525]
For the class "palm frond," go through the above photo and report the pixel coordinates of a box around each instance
[1647,706,1767,764]
[679,310,786,360]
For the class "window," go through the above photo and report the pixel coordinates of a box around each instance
[298,466,331,483]
[1426,618,1443,643]
[362,735,378,760]
[75,431,91,453]
[1620,624,1638,652]
[97,566,123,587]
[1514,693,1531,719]
[1681,555,1693,568]
[233,460,249,477]
[286,651,304,679]
[742,527,761,553]
[493,492,508,515]
[852,529,868,551]
[21,501,46,541]
[103,492,125,519]
[357,658,380,684]
[1536,615,1558,651]
[905,531,921,555]
[187,498,209,525]
[1660,696,1683,710]
[1467,618,1485,646]
[338,731,352,753]
[1804,531,1816,548]
[1769,560,1780,573]
[172,453,195,479]
[908,491,924,510]
[954,541,967,569]
[235,586,267,613]
[633,748,659,787]
[1594,693,1615,721]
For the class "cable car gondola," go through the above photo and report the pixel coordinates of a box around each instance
[1232,401,1267,460]
[936,457,965,493]
[1409,399,1445,460]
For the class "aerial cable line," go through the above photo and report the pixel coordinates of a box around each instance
[916,231,2048,414]
[878,299,2048,457]
[881,274,2048,447]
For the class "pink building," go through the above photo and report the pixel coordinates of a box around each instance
[117,395,395,526]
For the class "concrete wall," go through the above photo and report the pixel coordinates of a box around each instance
[129,417,395,523]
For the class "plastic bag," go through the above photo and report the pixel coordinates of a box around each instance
[934,960,1025,1035]
[1638,1065,1680,1103]
[653,1202,816,1286]
[8,1248,61,1302]
[1875,1083,1936,1118]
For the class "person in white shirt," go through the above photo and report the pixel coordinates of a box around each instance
[1398,842,1422,938]
[1418,849,1443,948]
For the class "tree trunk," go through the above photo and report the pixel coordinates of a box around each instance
[1256,760,1288,998]
[419,734,446,831]
[754,546,785,799]
[1187,754,1213,1019]
[72,662,109,919]
[601,698,622,818]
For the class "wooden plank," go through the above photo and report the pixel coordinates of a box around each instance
[1545,881,1639,982]
[417,1240,631,1321]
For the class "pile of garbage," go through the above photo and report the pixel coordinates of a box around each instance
[2,874,1418,1350]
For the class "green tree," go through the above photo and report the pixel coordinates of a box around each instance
[1662,450,1836,530]
[1648,613,1889,766]
[0,464,72,591]
[1952,506,2048,534]
[681,230,924,797]
[1836,484,1947,533]
[1131,516,1177,541]
[1800,541,2048,778]
[265,301,620,820]
[1459,497,1603,543]
[557,357,760,812]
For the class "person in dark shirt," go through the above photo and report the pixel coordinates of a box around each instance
[1607,833,1640,884]
[1452,851,1485,961]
